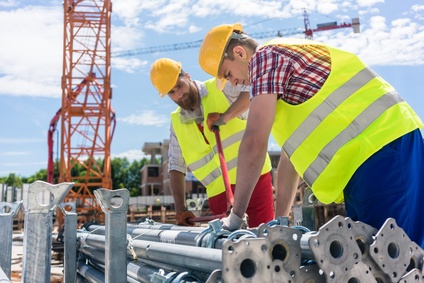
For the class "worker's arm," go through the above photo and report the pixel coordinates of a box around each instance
[168,125,188,213]
[275,151,300,217]
[169,170,195,226]
[169,170,187,212]
[220,91,250,123]
[207,85,250,130]
[223,93,277,230]
[168,125,195,225]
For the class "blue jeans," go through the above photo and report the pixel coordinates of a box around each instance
[344,129,424,248]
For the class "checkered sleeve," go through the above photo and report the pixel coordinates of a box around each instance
[249,45,330,105]
[168,123,187,174]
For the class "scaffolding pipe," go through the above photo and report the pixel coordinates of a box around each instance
[77,260,105,283]
[132,240,222,273]
[85,222,205,234]
[79,244,209,283]
[78,232,221,274]
[80,226,227,249]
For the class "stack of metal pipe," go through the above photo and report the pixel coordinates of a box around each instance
[2,181,423,283]
[75,213,424,282]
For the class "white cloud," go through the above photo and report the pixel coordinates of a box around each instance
[192,0,292,18]
[112,57,148,73]
[316,1,339,15]
[411,5,424,21]
[358,7,380,16]
[412,4,424,11]
[316,15,424,66]
[0,75,61,97]
[0,0,18,8]
[118,110,169,126]
[0,5,62,98]
[142,0,192,33]
[1,0,423,99]
[112,149,147,161]
[356,0,384,7]
[188,25,202,33]
[112,25,145,52]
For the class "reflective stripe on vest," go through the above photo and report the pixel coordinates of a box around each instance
[171,111,223,194]
[171,78,272,197]
[268,39,423,204]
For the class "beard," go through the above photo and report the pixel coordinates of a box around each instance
[175,83,199,111]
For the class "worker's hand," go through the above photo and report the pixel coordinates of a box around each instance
[206,112,226,131]
[176,208,196,226]
[221,208,248,231]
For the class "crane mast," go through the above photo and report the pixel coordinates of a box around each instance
[59,0,114,213]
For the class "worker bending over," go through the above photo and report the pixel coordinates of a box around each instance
[149,58,275,227]
[198,23,424,248]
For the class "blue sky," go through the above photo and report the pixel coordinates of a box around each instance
[0,0,423,177]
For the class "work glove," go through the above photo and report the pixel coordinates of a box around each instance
[221,208,248,232]
[207,112,226,131]
[176,208,195,226]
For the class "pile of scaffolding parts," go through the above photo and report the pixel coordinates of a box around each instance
[0,181,423,283]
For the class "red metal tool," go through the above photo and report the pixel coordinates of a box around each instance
[211,125,234,210]
[188,125,234,224]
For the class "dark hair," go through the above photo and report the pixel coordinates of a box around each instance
[223,30,258,61]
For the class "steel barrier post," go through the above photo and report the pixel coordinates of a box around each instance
[60,202,78,283]
[0,201,22,278]
[94,188,129,283]
[22,181,73,283]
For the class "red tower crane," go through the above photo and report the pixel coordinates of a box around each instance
[48,0,115,217]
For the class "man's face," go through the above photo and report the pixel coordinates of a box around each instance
[219,52,250,86]
[168,74,200,111]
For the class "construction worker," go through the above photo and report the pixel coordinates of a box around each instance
[149,58,275,227]
[198,23,424,248]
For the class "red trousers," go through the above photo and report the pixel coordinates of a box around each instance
[208,171,275,228]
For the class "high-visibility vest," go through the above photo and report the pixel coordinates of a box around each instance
[171,78,272,197]
[265,38,423,204]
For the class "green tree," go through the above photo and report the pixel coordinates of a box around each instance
[0,173,23,187]
[25,168,47,184]
[111,157,130,189]
[1,157,156,196]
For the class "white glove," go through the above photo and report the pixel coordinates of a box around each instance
[221,209,248,231]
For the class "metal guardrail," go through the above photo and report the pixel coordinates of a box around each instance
[1,181,424,282]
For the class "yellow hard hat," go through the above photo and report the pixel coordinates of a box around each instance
[199,23,243,78]
[150,58,182,97]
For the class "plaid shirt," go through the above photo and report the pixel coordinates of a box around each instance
[249,44,331,104]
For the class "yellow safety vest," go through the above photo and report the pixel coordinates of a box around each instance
[171,78,272,197]
[266,38,423,204]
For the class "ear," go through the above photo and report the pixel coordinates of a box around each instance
[185,72,191,80]
[232,46,247,60]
